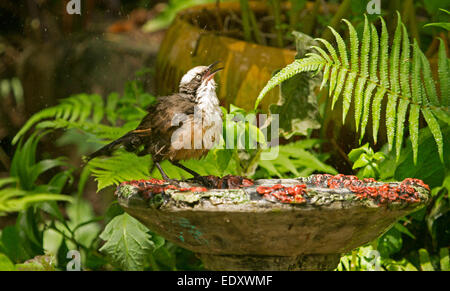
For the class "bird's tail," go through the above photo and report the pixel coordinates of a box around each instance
[83,132,134,163]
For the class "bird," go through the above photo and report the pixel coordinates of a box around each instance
[85,62,224,186]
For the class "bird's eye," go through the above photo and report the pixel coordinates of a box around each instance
[195,74,202,80]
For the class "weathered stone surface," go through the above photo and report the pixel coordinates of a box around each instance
[116,175,430,270]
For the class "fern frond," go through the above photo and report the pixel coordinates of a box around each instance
[36,119,135,141]
[254,56,325,109]
[13,90,153,145]
[438,38,449,107]
[354,16,370,131]
[386,13,402,152]
[396,24,412,160]
[256,12,449,163]
[88,151,151,191]
[13,94,104,144]
[421,108,444,163]
[0,188,73,213]
[359,23,379,142]
[420,50,440,106]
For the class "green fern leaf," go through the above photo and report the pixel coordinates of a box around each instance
[342,72,357,123]
[420,50,440,105]
[372,87,386,144]
[379,17,390,90]
[360,83,377,143]
[315,38,339,64]
[89,151,151,191]
[386,93,399,151]
[332,69,347,110]
[354,16,370,131]
[421,108,444,163]
[328,26,349,68]
[395,99,410,160]
[310,45,332,64]
[343,19,359,72]
[409,104,420,164]
[256,13,447,163]
[396,24,412,160]
[409,40,424,164]
[254,56,325,109]
[320,64,331,90]
[341,19,359,123]
[386,13,402,152]
[106,92,119,124]
[438,38,449,107]
[12,94,105,144]
[91,94,105,123]
[390,12,402,94]
[328,65,339,97]
[359,24,379,142]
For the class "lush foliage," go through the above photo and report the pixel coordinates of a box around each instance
[0,68,337,270]
[256,14,449,164]
[0,3,449,271]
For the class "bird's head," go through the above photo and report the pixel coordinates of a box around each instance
[179,62,223,96]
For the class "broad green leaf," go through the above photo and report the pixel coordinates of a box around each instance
[395,127,449,188]
[99,213,161,270]
[0,253,15,271]
[419,249,434,271]
[352,153,370,169]
[424,23,450,30]
[440,248,450,271]
[378,228,402,257]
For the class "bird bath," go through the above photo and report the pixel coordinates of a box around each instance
[116,174,430,270]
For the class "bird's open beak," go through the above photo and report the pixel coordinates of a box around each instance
[203,61,224,82]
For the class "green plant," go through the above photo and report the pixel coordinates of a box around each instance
[348,143,386,179]
[98,213,164,271]
[0,132,73,214]
[255,13,449,164]
[255,139,337,178]
[424,8,450,31]
[336,245,450,271]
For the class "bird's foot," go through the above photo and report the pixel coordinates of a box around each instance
[193,175,216,188]
[163,178,181,187]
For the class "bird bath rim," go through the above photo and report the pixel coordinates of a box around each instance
[116,174,430,270]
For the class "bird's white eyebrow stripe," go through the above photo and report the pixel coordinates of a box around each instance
[180,66,207,84]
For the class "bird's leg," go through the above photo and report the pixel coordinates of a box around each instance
[154,161,179,186]
[170,161,214,188]
[170,161,201,177]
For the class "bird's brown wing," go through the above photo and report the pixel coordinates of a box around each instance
[134,94,196,160]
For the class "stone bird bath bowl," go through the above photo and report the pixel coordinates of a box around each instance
[116,174,430,270]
